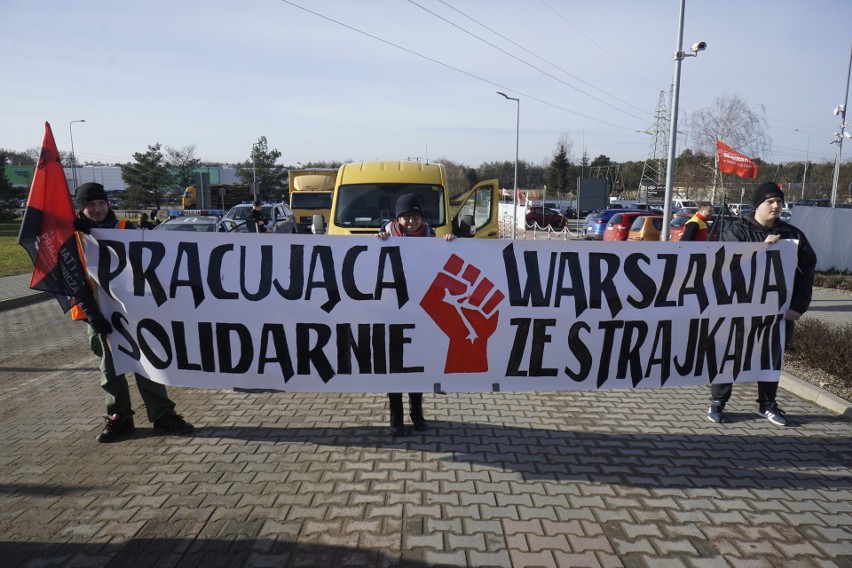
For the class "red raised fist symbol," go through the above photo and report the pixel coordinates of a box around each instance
[419,253,506,373]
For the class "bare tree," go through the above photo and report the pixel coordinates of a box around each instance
[165,145,201,190]
[688,94,771,158]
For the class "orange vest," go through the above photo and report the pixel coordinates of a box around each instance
[685,213,709,241]
[70,219,129,320]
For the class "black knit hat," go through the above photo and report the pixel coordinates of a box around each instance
[752,181,784,208]
[75,182,109,209]
[395,193,423,218]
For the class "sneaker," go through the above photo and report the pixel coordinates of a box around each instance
[96,414,135,443]
[412,419,429,432]
[757,402,787,427]
[153,410,195,435]
[707,400,725,423]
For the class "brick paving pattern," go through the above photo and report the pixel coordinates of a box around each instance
[0,279,850,567]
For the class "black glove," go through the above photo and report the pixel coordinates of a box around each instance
[88,317,113,335]
[74,217,96,234]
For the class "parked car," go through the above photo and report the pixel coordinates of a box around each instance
[224,202,297,233]
[154,212,238,233]
[583,209,647,240]
[668,215,690,241]
[779,210,792,222]
[727,203,753,217]
[627,215,663,241]
[525,206,567,229]
[602,211,654,241]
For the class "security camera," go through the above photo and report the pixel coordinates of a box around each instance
[691,41,708,53]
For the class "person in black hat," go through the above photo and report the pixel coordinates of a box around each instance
[72,183,195,442]
[376,194,455,435]
[245,201,268,233]
[707,181,817,427]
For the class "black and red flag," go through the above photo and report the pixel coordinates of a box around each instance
[17,122,92,312]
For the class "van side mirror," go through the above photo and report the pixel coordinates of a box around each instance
[311,214,325,235]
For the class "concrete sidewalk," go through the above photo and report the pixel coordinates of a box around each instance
[1,275,851,567]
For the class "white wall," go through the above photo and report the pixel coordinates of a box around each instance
[792,207,852,272]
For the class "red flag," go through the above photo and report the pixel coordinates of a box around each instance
[716,140,759,179]
[17,122,91,312]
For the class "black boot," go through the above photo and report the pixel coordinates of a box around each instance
[409,393,428,432]
[388,393,407,435]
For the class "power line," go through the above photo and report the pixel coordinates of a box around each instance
[538,0,659,90]
[278,0,640,132]
[415,0,651,119]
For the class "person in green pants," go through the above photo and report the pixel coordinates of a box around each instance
[72,182,195,443]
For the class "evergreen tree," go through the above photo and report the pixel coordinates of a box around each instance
[120,143,173,208]
[546,142,571,194]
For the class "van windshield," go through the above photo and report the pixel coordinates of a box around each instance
[334,184,446,228]
[291,192,332,209]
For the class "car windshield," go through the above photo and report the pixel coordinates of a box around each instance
[291,193,332,209]
[334,183,446,228]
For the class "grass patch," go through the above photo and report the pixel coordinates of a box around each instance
[786,319,852,386]
[0,219,31,277]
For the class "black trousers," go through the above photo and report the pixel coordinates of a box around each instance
[710,320,794,407]
[388,393,423,426]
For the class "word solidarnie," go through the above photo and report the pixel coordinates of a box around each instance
[92,239,790,388]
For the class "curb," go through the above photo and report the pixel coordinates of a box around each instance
[0,291,50,311]
[780,372,852,419]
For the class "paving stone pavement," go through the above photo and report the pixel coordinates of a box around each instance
[1,280,851,567]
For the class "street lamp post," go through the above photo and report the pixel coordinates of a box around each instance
[69,119,86,190]
[497,92,520,240]
[794,129,810,200]
[831,41,852,207]
[661,0,706,241]
[251,142,260,202]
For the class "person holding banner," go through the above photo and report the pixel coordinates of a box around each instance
[377,193,455,435]
[72,183,195,443]
[709,182,817,426]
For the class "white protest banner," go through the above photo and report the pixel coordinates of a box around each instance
[81,231,797,393]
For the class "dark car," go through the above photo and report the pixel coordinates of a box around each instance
[525,206,567,229]
[583,209,647,240]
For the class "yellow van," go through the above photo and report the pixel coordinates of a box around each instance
[288,169,336,233]
[321,160,500,238]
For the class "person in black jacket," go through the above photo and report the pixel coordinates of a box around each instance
[708,182,817,426]
[245,201,267,233]
[73,183,195,442]
[681,202,714,241]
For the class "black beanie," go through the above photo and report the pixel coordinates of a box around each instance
[752,181,784,208]
[75,182,109,210]
[395,193,423,218]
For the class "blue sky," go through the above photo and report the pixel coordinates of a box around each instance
[2,0,850,168]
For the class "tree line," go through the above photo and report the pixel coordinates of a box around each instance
[2,92,851,212]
